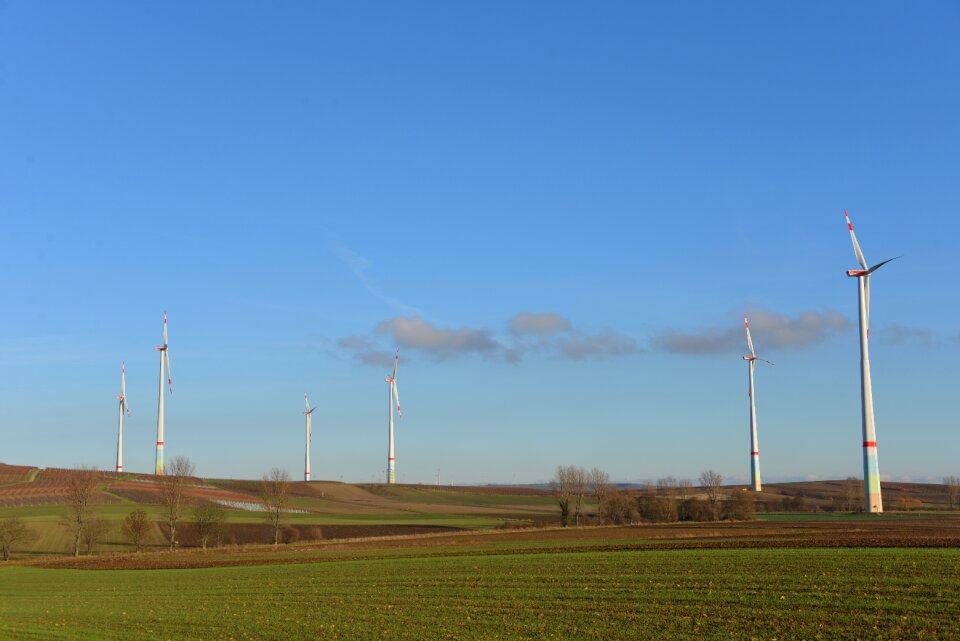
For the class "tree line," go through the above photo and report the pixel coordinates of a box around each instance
[549,468,960,524]
[550,466,752,525]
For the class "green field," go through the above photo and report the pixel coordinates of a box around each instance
[2,546,958,640]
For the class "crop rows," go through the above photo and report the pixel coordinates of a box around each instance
[2,546,958,640]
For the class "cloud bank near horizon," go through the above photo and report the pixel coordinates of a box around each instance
[336,307,876,365]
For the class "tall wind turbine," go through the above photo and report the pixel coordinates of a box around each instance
[154,311,173,475]
[844,210,898,514]
[384,350,402,484]
[743,314,772,492]
[115,362,130,473]
[304,392,316,481]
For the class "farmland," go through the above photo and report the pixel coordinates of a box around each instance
[1,540,958,640]
[2,466,960,639]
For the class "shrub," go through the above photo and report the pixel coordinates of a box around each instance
[679,498,713,522]
[637,495,678,523]
[722,492,755,521]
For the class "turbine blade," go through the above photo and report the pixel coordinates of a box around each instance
[393,381,402,419]
[164,349,173,394]
[757,358,774,365]
[866,256,901,275]
[392,349,399,380]
[744,314,755,357]
[121,362,130,414]
[163,310,169,346]
[304,392,311,411]
[844,210,868,270]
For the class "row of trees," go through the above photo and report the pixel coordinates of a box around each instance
[550,471,960,523]
[550,467,747,525]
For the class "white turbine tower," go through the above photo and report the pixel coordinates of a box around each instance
[385,350,402,484]
[115,362,130,473]
[304,392,316,482]
[154,311,173,475]
[844,210,899,514]
[743,314,772,492]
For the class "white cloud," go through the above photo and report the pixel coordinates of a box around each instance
[375,316,502,360]
[651,309,851,354]
[508,312,572,335]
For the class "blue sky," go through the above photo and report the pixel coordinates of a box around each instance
[1,2,958,484]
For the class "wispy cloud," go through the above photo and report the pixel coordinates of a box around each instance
[337,335,396,367]
[650,309,851,354]
[873,324,933,347]
[556,330,641,359]
[330,238,422,316]
[338,336,372,350]
[508,312,572,335]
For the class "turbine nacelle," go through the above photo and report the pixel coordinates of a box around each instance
[846,269,867,277]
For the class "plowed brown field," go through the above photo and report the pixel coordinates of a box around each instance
[25,514,960,571]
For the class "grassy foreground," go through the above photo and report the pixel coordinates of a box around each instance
[2,546,958,640]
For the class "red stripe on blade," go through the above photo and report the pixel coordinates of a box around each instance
[863,441,877,447]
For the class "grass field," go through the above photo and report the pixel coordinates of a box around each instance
[2,545,958,640]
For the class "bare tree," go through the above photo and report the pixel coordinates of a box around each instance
[0,518,33,561]
[589,468,611,523]
[571,466,589,526]
[699,470,723,520]
[843,476,863,512]
[676,478,694,519]
[159,456,195,551]
[82,518,111,555]
[261,468,291,544]
[944,476,960,510]
[121,508,150,552]
[656,476,678,496]
[64,467,100,557]
[193,504,227,549]
[550,465,574,526]
[723,491,755,521]
[600,489,635,525]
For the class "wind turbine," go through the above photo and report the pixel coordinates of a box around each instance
[304,392,317,481]
[115,362,130,473]
[844,210,899,514]
[384,350,402,484]
[154,311,173,475]
[743,314,772,492]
